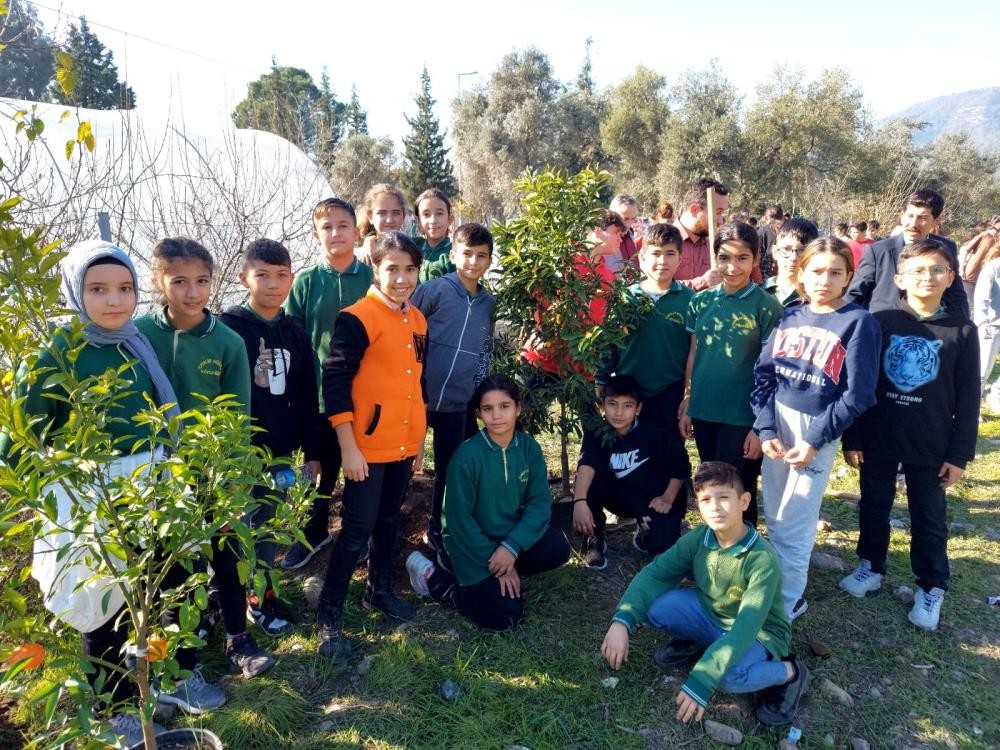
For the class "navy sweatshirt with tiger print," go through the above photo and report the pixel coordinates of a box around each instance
[842,301,980,468]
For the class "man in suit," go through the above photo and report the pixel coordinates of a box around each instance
[848,189,969,319]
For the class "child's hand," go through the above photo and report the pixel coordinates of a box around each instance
[743,430,762,460]
[648,494,674,514]
[306,460,322,485]
[488,546,516,576]
[761,438,785,460]
[783,440,817,469]
[675,691,705,724]
[359,234,377,264]
[573,502,596,535]
[497,569,521,599]
[412,441,425,474]
[341,446,369,482]
[844,450,864,469]
[678,410,694,440]
[938,461,964,489]
[601,622,629,670]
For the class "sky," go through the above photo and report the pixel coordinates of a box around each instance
[28,0,1000,149]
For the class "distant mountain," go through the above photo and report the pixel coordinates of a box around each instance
[884,87,1000,152]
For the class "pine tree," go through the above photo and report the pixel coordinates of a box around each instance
[232,61,320,151]
[401,67,457,199]
[314,67,346,167]
[576,37,594,94]
[0,0,55,101]
[49,17,135,109]
[345,85,368,136]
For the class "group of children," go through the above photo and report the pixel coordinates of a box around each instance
[10,179,981,743]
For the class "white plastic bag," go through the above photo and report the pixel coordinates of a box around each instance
[31,450,162,633]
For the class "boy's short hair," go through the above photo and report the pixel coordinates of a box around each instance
[713,222,759,257]
[313,197,357,225]
[603,374,643,404]
[693,461,744,495]
[903,189,944,219]
[776,218,819,247]
[836,223,849,235]
[898,239,957,274]
[599,209,627,233]
[453,222,494,253]
[747,216,758,227]
[643,222,683,252]
[683,178,728,208]
[868,219,881,232]
[853,221,868,233]
[243,238,291,270]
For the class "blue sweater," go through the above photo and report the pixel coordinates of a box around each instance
[751,302,881,449]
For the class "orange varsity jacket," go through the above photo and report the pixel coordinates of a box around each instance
[323,288,428,463]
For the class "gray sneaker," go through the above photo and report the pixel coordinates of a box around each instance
[281,532,334,570]
[839,559,883,598]
[157,666,226,714]
[109,712,165,745]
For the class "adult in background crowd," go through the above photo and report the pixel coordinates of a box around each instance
[606,195,641,275]
[757,205,783,277]
[673,179,729,291]
[959,215,1000,303]
[847,189,969,319]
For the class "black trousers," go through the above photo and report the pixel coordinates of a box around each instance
[691,418,761,525]
[585,469,686,554]
[857,457,950,591]
[318,458,413,615]
[426,407,479,535]
[638,380,685,437]
[427,525,571,630]
[82,562,197,706]
[304,417,342,542]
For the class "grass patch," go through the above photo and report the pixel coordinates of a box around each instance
[7,416,1000,749]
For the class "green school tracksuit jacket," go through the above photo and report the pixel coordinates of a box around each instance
[285,257,373,412]
[442,429,552,587]
[136,306,250,414]
[612,524,791,709]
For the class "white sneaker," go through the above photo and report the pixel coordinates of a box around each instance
[908,586,945,631]
[406,551,434,598]
[839,559,883,598]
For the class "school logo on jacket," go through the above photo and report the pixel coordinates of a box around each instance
[198,358,223,378]
[884,335,941,393]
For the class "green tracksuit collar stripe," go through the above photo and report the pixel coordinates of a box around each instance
[715,281,757,299]
[152,304,215,336]
[477,429,519,452]
[702,523,759,556]
[319,256,364,275]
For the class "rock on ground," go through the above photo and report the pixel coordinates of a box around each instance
[811,551,849,571]
[703,719,743,746]
[850,739,871,750]
[819,677,854,706]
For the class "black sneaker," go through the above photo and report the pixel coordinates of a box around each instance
[226,633,275,678]
[756,658,809,726]
[362,586,415,621]
[317,620,352,660]
[247,594,294,636]
[281,532,334,570]
[424,528,454,572]
[653,639,704,668]
[789,597,808,621]
[582,534,607,570]
[632,525,649,553]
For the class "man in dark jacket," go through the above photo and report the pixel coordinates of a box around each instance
[847,189,969,319]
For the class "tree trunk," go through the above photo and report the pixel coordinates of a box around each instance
[559,398,571,498]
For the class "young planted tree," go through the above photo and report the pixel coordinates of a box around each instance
[0,204,312,749]
[492,166,647,496]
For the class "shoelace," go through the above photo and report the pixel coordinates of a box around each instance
[921,590,943,612]
[111,713,142,732]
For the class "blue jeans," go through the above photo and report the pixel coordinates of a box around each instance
[647,588,787,694]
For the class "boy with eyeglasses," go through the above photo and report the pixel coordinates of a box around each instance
[764,219,819,308]
[839,240,979,631]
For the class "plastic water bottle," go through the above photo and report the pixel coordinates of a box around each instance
[273,468,297,490]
